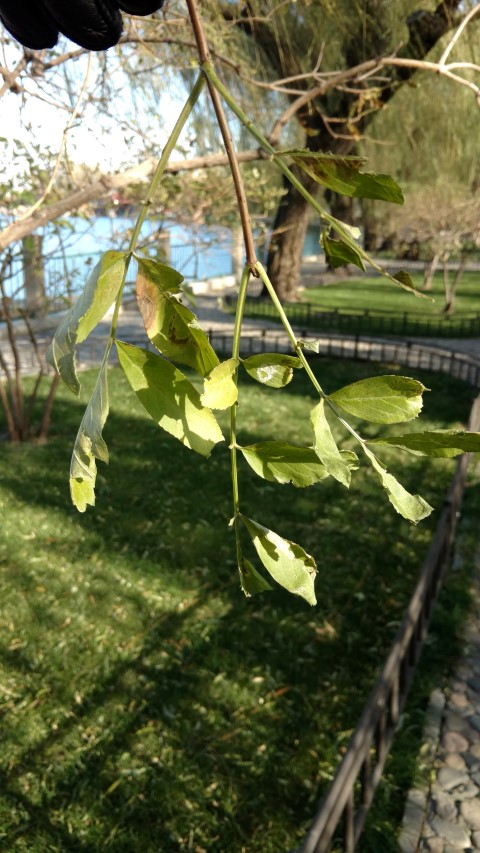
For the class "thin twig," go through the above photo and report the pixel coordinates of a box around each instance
[18,309,46,436]
[184,0,211,63]
[17,52,93,222]
[205,81,257,268]
[440,3,480,65]
[0,274,24,434]
[185,0,257,269]
[37,374,59,442]
[0,54,27,98]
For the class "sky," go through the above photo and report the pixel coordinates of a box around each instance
[0,37,182,188]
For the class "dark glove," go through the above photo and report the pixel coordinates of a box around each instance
[0,0,164,51]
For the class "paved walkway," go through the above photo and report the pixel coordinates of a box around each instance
[400,534,480,853]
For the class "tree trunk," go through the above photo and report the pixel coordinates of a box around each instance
[442,251,452,313]
[255,0,464,299]
[22,234,45,314]
[423,251,440,290]
[266,167,318,301]
[444,254,467,315]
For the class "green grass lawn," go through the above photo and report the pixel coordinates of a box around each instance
[0,360,479,852]
[303,271,480,318]
[244,271,480,337]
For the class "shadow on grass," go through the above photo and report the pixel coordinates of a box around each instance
[0,363,477,851]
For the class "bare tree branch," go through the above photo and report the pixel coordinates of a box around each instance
[0,149,268,251]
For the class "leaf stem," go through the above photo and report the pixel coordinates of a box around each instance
[203,63,410,286]
[104,73,205,359]
[254,261,366,446]
[254,261,325,396]
[186,0,257,267]
[230,265,251,561]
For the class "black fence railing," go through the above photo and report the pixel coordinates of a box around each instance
[244,298,480,339]
[204,329,480,390]
[295,395,480,852]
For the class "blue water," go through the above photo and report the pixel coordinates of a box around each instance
[4,216,320,300]
[43,217,234,281]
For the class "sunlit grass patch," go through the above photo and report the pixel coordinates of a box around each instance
[0,360,477,851]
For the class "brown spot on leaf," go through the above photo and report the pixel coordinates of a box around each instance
[136,274,157,331]
[168,320,190,347]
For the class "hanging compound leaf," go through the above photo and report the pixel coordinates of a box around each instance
[368,429,480,458]
[240,515,317,605]
[70,364,109,512]
[241,441,331,487]
[201,358,239,410]
[277,150,404,203]
[116,341,223,457]
[136,257,219,377]
[311,399,356,487]
[329,375,426,424]
[47,250,127,395]
[242,353,303,388]
[363,446,433,523]
[238,553,272,596]
[321,232,365,272]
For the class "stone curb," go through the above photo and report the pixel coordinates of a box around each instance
[398,689,446,853]
[398,503,480,853]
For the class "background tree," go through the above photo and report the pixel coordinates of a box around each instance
[218,0,475,300]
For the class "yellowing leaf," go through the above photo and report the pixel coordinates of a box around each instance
[329,375,426,424]
[201,358,239,410]
[116,341,223,457]
[69,364,109,512]
[368,429,480,458]
[238,555,272,596]
[240,515,317,605]
[310,399,354,487]
[242,353,303,388]
[136,257,219,377]
[240,441,333,487]
[363,446,433,523]
[47,251,127,395]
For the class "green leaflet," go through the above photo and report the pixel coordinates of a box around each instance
[321,232,365,272]
[70,364,109,512]
[276,150,404,204]
[116,341,223,457]
[201,358,239,410]
[301,339,324,354]
[369,429,480,458]
[240,515,317,605]
[242,353,303,388]
[329,375,426,424]
[47,250,127,395]
[391,270,417,291]
[240,441,332,487]
[363,446,433,523]
[136,257,219,377]
[324,215,423,298]
[310,399,354,487]
[238,554,272,596]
